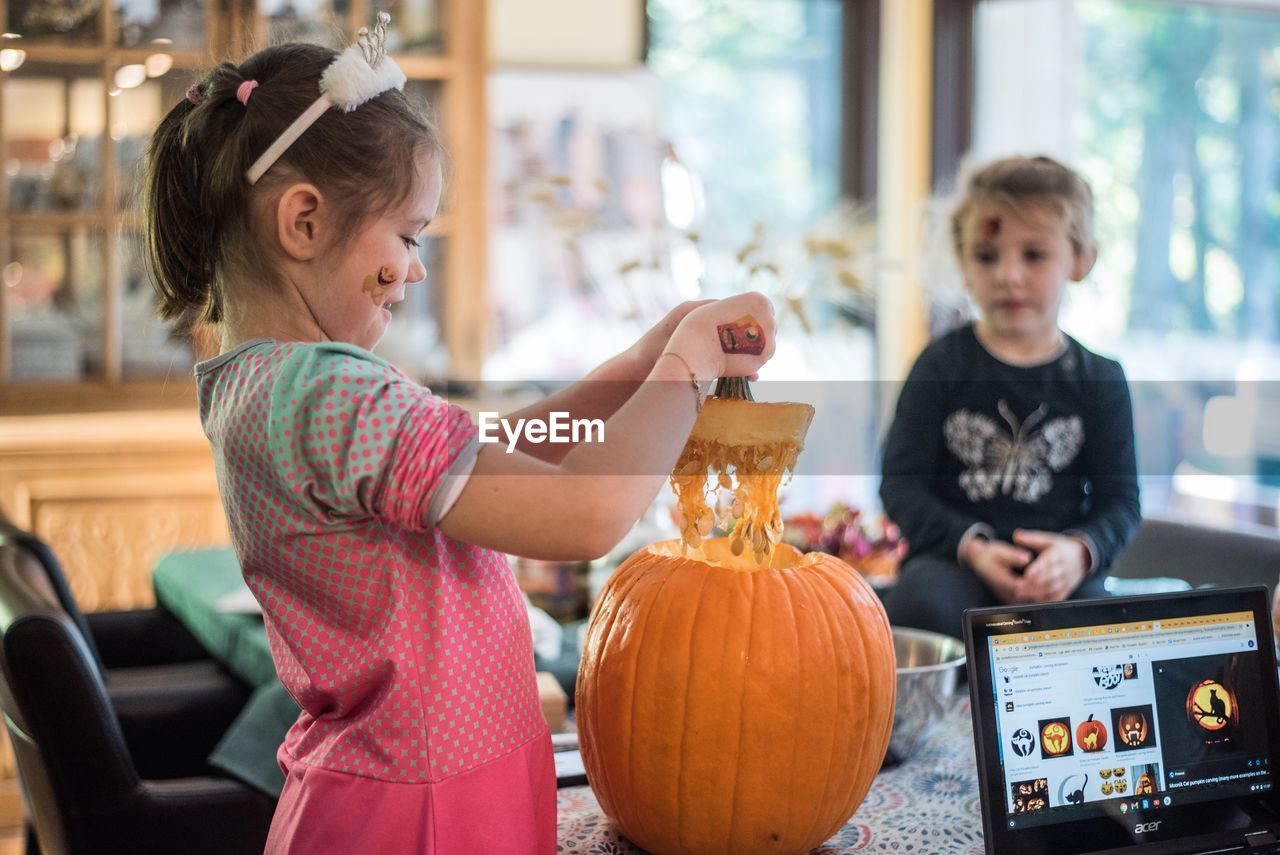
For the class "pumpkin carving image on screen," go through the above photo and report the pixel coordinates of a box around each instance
[1076,713,1108,752]
[1187,679,1238,738]
[576,379,897,855]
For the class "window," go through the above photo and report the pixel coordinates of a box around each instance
[484,0,878,513]
[969,0,1280,526]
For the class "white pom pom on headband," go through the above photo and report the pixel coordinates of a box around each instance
[245,12,407,186]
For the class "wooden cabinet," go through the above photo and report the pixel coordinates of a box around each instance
[0,0,488,400]
[0,410,227,608]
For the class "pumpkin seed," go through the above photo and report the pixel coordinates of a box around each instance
[679,460,704,477]
[730,536,744,556]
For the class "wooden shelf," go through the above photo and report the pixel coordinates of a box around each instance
[19,46,208,68]
[0,0,489,401]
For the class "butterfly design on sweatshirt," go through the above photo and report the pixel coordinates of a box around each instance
[943,400,1083,503]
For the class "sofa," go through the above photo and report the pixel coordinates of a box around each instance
[1109,515,1280,593]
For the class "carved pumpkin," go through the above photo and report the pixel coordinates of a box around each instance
[1076,713,1108,752]
[1040,720,1072,757]
[576,537,896,855]
[1118,711,1149,747]
[1186,679,1238,734]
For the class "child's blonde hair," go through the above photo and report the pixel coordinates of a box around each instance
[950,155,1095,259]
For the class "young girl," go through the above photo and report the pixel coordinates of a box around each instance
[143,34,775,854]
[879,155,1140,641]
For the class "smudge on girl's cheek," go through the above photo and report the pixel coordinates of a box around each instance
[361,265,398,305]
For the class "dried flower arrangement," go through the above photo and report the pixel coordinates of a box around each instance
[782,503,906,579]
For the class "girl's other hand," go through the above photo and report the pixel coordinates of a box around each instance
[964,538,1033,604]
[626,300,714,376]
[663,292,777,381]
[1012,529,1089,603]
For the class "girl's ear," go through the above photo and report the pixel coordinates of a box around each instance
[276,183,326,261]
[1071,243,1098,281]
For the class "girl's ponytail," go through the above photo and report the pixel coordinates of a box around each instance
[143,62,251,326]
[143,93,215,323]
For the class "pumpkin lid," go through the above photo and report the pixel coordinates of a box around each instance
[688,397,815,450]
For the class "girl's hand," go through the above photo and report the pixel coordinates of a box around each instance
[663,292,777,381]
[1012,529,1089,603]
[625,300,714,376]
[963,537,1033,604]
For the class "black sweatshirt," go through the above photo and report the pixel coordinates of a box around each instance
[879,324,1140,574]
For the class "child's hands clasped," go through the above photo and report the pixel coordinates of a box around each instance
[662,292,776,382]
[963,537,1034,604]
[1012,529,1090,603]
[963,528,1090,604]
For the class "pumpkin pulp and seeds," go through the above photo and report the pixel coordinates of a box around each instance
[669,378,810,565]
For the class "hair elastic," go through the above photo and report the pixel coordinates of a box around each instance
[236,80,259,106]
[185,82,204,105]
[244,12,406,185]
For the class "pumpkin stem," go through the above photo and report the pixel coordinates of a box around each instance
[712,376,755,402]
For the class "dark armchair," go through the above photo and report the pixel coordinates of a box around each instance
[1110,515,1280,592]
[0,520,252,782]
[0,534,275,854]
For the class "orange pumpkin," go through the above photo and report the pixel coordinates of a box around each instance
[1076,713,1108,752]
[576,537,896,855]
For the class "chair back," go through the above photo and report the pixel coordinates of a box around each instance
[0,521,104,673]
[0,537,140,855]
[1110,516,1280,591]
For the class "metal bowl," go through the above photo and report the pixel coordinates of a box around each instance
[883,626,967,767]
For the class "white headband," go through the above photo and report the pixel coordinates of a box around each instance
[245,13,407,185]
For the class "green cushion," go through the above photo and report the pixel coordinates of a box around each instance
[154,548,295,796]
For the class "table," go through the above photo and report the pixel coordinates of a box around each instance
[154,548,987,852]
[558,697,986,854]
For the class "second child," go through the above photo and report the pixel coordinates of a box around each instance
[879,155,1140,640]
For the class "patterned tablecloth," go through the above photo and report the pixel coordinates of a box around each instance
[557,697,985,854]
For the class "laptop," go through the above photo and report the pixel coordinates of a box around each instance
[965,586,1280,854]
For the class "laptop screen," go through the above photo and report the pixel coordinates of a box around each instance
[966,587,1280,854]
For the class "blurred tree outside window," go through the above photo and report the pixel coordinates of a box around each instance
[647,0,844,241]
[647,0,882,515]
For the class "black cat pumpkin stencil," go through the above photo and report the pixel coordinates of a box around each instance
[1186,679,1239,742]
[1059,774,1088,806]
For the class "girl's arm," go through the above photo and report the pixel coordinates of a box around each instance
[437,294,775,561]
[500,301,711,464]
